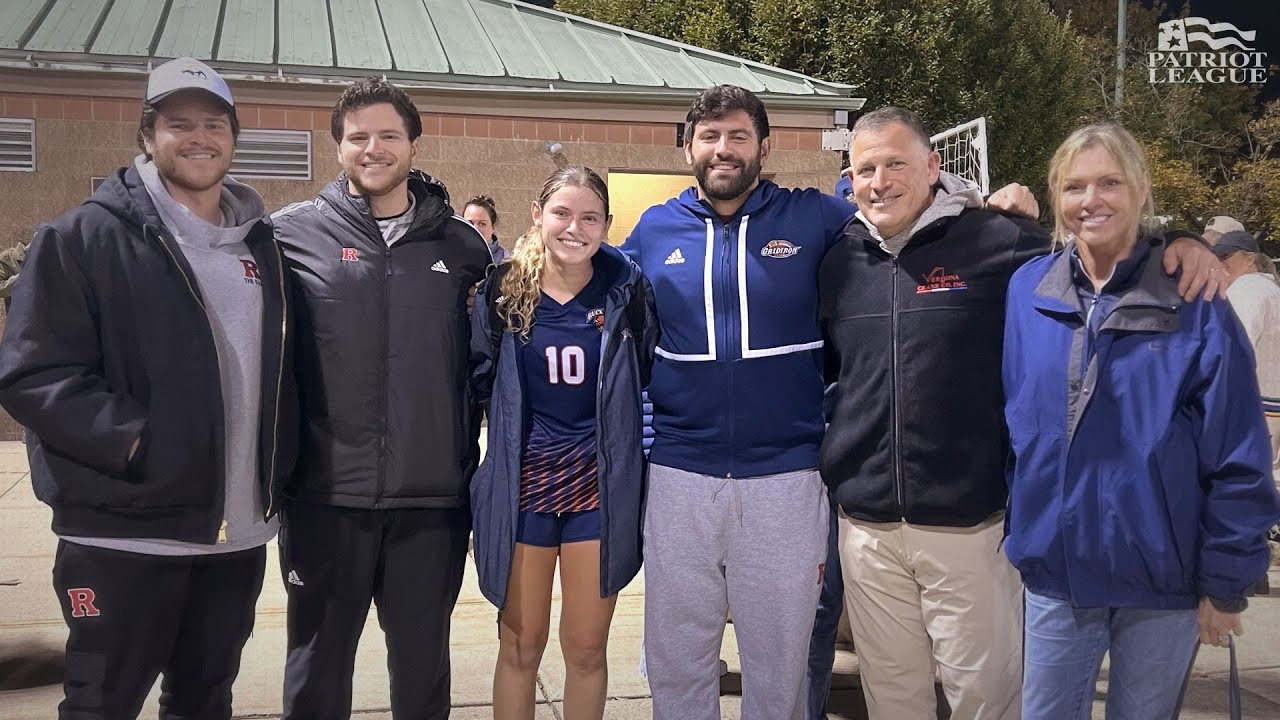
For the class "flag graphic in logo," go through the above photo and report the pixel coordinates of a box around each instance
[1158,18,1255,52]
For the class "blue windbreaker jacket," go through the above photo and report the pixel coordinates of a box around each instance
[621,180,856,477]
[1003,243,1280,609]
[468,245,659,609]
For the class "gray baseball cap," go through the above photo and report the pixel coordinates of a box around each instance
[1204,215,1245,235]
[145,57,234,110]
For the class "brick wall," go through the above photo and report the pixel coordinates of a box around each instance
[0,92,841,439]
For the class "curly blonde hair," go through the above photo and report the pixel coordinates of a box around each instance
[498,166,610,340]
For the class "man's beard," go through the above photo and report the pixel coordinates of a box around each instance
[694,153,762,202]
[346,157,410,198]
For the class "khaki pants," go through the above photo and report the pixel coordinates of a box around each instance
[838,510,1023,720]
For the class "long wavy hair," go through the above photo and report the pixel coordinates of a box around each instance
[498,166,610,340]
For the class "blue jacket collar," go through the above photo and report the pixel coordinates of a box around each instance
[1033,238,1182,326]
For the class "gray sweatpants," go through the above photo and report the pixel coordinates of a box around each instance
[643,464,829,720]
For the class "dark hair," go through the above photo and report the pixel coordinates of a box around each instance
[465,194,499,227]
[330,77,422,143]
[684,85,770,144]
[135,100,241,160]
[851,107,932,153]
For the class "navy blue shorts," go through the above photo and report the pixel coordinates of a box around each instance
[516,509,601,547]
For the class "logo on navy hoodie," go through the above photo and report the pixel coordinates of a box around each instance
[760,239,801,259]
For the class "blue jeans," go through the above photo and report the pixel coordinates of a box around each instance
[1023,590,1199,720]
[804,499,842,720]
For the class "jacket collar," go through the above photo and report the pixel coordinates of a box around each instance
[323,169,453,235]
[1033,238,1182,332]
[86,165,270,247]
[677,178,778,221]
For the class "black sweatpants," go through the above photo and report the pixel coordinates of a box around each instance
[51,540,267,720]
[279,501,470,720]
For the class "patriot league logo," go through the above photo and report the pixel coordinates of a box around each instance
[1150,18,1266,85]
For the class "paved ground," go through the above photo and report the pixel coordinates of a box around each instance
[2,440,1279,718]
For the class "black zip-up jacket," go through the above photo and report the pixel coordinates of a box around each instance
[819,208,1050,526]
[0,166,298,542]
[274,171,491,509]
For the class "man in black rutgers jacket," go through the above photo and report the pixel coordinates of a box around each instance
[819,107,1222,720]
[0,58,298,718]
[272,78,491,719]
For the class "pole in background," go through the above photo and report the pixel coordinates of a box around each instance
[1115,0,1127,111]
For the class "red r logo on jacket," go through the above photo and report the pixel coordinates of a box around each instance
[241,259,261,281]
[341,248,359,262]
[67,588,100,618]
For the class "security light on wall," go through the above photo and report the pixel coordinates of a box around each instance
[544,140,567,169]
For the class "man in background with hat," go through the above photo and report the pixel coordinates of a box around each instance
[0,57,297,718]
[1204,215,1247,245]
[1218,230,1280,531]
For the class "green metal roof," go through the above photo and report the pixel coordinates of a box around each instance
[0,0,861,109]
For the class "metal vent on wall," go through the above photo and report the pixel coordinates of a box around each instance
[231,129,311,180]
[0,119,35,172]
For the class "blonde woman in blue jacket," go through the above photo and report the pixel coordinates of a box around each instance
[1002,123,1280,719]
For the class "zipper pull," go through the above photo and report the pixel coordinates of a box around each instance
[217,519,228,544]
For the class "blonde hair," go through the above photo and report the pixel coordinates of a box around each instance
[498,166,610,340]
[1046,123,1155,246]
[1255,252,1278,280]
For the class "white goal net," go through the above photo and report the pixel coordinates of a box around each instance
[930,117,989,197]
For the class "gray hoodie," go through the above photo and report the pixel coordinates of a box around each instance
[62,157,277,555]
[856,171,984,257]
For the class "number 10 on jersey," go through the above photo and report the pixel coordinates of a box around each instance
[545,345,586,385]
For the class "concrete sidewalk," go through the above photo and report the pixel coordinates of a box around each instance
[2,440,1279,718]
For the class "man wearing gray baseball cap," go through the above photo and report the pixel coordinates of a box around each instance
[0,56,297,719]
[1204,215,1246,245]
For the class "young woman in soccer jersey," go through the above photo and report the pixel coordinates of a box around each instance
[469,166,658,720]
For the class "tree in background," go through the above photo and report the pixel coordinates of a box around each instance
[1217,100,1280,245]
[557,0,1091,193]
[1049,0,1269,241]
[556,0,1274,244]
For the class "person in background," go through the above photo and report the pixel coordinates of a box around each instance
[1216,229,1280,564]
[0,57,297,719]
[1003,122,1279,719]
[0,240,28,312]
[465,194,509,263]
[470,165,658,720]
[805,170,856,720]
[1203,215,1246,245]
[834,171,854,202]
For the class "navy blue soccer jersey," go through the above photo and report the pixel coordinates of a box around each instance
[518,271,607,513]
